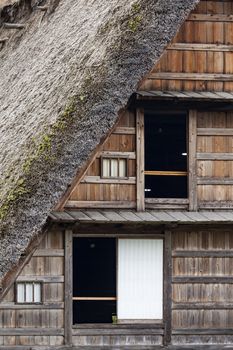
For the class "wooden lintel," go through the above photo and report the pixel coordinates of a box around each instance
[113,127,136,135]
[188,14,233,22]
[173,250,233,258]
[173,302,233,310]
[197,177,233,185]
[197,128,233,136]
[173,276,233,284]
[197,153,233,160]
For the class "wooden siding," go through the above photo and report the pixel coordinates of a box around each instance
[140,0,233,92]
[65,110,137,209]
[197,111,233,207]
[0,230,64,347]
[172,228,233,345]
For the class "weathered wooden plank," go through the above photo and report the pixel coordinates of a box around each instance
[72,328,164,336]
[168,43,233,52]
[173,302,233,310]
[199,201,233,209]
[16,276,64,283]
[188,14,233,22]
[149,73,233,81]
[150,211,176,222]
[0,328,64,335]
[65,201,136,209]
[173,250,233,257]
[81,176,136,184]
[113,127,136,135]
[118,210,142,222]
[83,210,110,221]
[64,230,72,345]
[50,211,74,222]
[99,151,136,159]
[197,177,233,185]
[0,302,64,309]
[173,329,233,335]
[97,210,127,222]
[145,199,189,204]
[197,153,233,160]
[136,109,145,212]
[33,249,64,257]
[164,231,172,346]
[197,128,233,135]
[173,276,233,284]
[66,210,92,221]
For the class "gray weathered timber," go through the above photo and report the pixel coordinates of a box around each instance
[0,0,199,282]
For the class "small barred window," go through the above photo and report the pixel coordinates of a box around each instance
[16,282,42,304]
[101,157,128,178]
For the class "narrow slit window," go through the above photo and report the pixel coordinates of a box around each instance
[144,112,187,198]
[16,282,42,304]
[101,157,128,178]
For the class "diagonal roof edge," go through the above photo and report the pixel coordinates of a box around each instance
[0,0,200,280]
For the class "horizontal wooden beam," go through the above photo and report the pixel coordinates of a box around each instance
[168,43,233,52]
[188,14,233,22]
[72,328,164,336]
[99,151,136,159]
[81,176,136,184]
[65,200,136,209]
[0,302,64,309]
[149,73,233,81]
[0,328,64,336]
[197,128,233,136]
[173,302,233,310]
[173,276,233,284]
[3,22,25,29]
[173,328,233,335]
[173,250,233,258]
[113,127,136,135]
[145,198,189,204]
[145,170,187,176]
[17,275,64,283]
[33,249,64,257]
[197,177,233,185]
[197,153,233,160]
[199,201,233,209]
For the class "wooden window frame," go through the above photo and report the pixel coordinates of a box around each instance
[15,281,43,305]
[72,234,165,326]
[100,156,129,179]
[138,108,194,211]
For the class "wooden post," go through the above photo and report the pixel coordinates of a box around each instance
[188,110,197,211]
[64,229,73,345]
[163,230,172,346]
[136,109,145,211]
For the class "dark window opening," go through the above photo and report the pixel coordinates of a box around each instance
[73,238,116,324]
[145,112,187,198]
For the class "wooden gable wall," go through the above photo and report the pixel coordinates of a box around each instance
[60,0,233,211]
[141,0,233,92]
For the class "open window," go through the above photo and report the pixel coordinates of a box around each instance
[73,237,163,324]
[144,111,187,199]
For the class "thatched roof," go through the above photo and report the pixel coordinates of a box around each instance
[0,0,199,281]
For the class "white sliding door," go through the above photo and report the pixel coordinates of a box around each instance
[118,239,163,320]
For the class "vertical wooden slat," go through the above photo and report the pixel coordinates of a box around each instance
[189,110,198,211]
[136,109,145,211]
[64,230,72,345]
[163,230,172,346]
